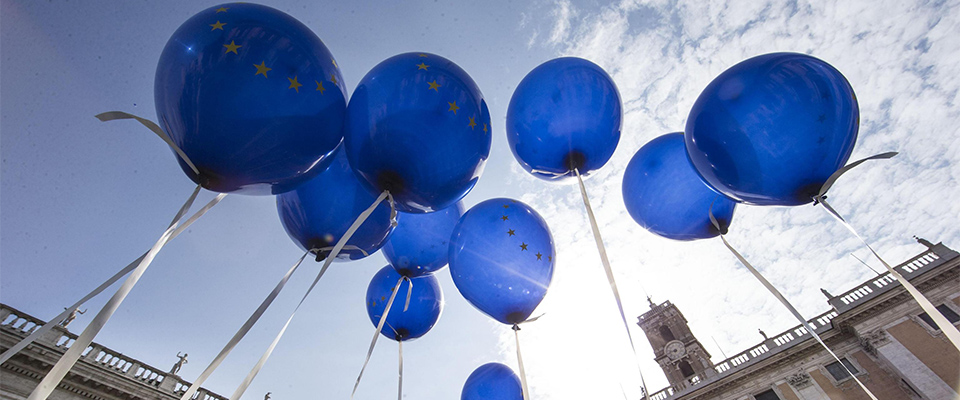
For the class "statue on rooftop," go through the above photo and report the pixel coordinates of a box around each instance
[170,352,188,375]
[59,307,86,328]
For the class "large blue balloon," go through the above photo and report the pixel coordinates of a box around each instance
[685,52,859,206]
[155,3,346,195]
[449,198,554,325]
[506,57,622,181]
[277,151,394,261]
[344,52,491,213]
[622,133,737,240]
[365,266,443,341]
[383,202,465,278]
[461,363,523,400]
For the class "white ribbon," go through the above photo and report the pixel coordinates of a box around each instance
[0,192,225,365]
[230,191,391,400]
[709,212,878,400]
[351,274,408,399]
[397,339,403,400]
[95,111,200,175]
[575,169,651,400]
[177,251,311,400]
[28,185,206,400]
[512,325,531,400]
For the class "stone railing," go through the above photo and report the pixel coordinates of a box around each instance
[647,243,958,400]
[0,303,228,400]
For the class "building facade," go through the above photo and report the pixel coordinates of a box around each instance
[639,241,960,400]
[1,305,227,400]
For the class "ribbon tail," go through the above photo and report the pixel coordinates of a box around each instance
[816,199,960,352]
[575,169,651,400]
[179,251,310,400]
[231,191,389,400]
[709,212,879,400]
[352,275,405,399]
[513,326,531,400]
[818,151,897,197]
[397,340,403,400]
[96,111,199,175]
[403,277,413,312]
[28,185,203,400]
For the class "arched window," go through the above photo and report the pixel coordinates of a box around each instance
[659,325,676,342]
[678,361,695,378]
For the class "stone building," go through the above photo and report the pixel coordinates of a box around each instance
[639,240,959,400]
[1,305,227,400]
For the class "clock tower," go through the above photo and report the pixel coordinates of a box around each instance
[637,298,715,387]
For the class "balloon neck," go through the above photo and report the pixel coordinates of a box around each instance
[506,312,527,326]
[376,170,405,195]
[394,328,409,340]
[511,324,521,332]
[314,250,329,262]
[563,151,587,173]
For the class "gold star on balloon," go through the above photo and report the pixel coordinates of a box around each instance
[448,101,460,115]
[223,41,241,54]
[501,215,509,221]
[483,123,488,133]
[332,59,338,68]
[520,243,528,251]
[416,62,429,70]
[536,252,542,260]
[468,117,477,130]
[210,21,226,31]
[502,204,509,209]
[330,74,338,85]
[427,81,440,92]
[288,76,302,93]
[315,80,326,94]
[216,7,228,13]
[418,53,428,57]
[548,255,552,262]
[254,62,271,78]
[507,229,515,236]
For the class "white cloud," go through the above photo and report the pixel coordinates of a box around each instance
[507,0,960,397]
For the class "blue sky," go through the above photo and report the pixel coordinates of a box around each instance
[2,0,959,399]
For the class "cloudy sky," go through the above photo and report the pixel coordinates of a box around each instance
[2,1,958,400]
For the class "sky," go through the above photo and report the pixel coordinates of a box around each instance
[2,0,959,400]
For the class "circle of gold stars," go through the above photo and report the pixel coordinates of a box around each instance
[413,53,488,136]
[499,202,550,263]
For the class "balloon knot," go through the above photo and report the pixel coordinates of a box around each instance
[512,324,521,332]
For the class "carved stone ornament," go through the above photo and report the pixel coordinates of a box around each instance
[786,372,812,389]
[859,329,889,357]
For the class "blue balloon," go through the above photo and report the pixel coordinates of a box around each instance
[344,52,491,213]
[383,202,465,278]
[461,363,523,400]
[506,57,622,181]
[685,52,859,206]
[277,151,394,261]
[155,3,346,195]
[365,266,443,341]
[622,133,737,240]
[449,199,554,325]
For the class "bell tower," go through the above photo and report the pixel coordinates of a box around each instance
[637,298,714,387]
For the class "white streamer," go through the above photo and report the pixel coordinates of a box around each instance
[351,275,407,399]
[709,212,878,400]
[513,325,531,400]
[28,185,203,400]
[0,193,225,365]
[397,339,403,400]
[230,191,391,400]
[95,111,199,175]
[178,251,311,400]
[574,169,651,400]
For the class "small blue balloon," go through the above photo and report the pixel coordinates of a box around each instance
[449,198,554,325]
[277,151,394,261]
[685,52,859,206]
[461,363,523,400]
[507,57,622,181]
[622,133,736,240]
[155,3,347,195]
[345,52,491,213]
[366,266,443,341]
[384,202,465,278]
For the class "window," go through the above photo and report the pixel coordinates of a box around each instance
[753,389,781,400]
[917,304,960,330]
[659,325,676,342]
[825,358,859,381]
[678,361,695,378]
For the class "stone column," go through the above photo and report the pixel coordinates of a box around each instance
[786,372,827,400]
[865,329,959,400]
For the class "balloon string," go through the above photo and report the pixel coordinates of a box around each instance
[512,325,530,400]
[403,277,413,312]
[397,339,403,400]
[95,111,200,175]
[230,191,390,400]
[352,275,407,399]
[574,169,651,400]
[815,198,960,352]
[178,251,310,400]
[0,192,225,365]
[28,184,205,400]
[708,211,879,400]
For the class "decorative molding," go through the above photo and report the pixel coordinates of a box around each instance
[786,372,812,389]
[858,329,889,357]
